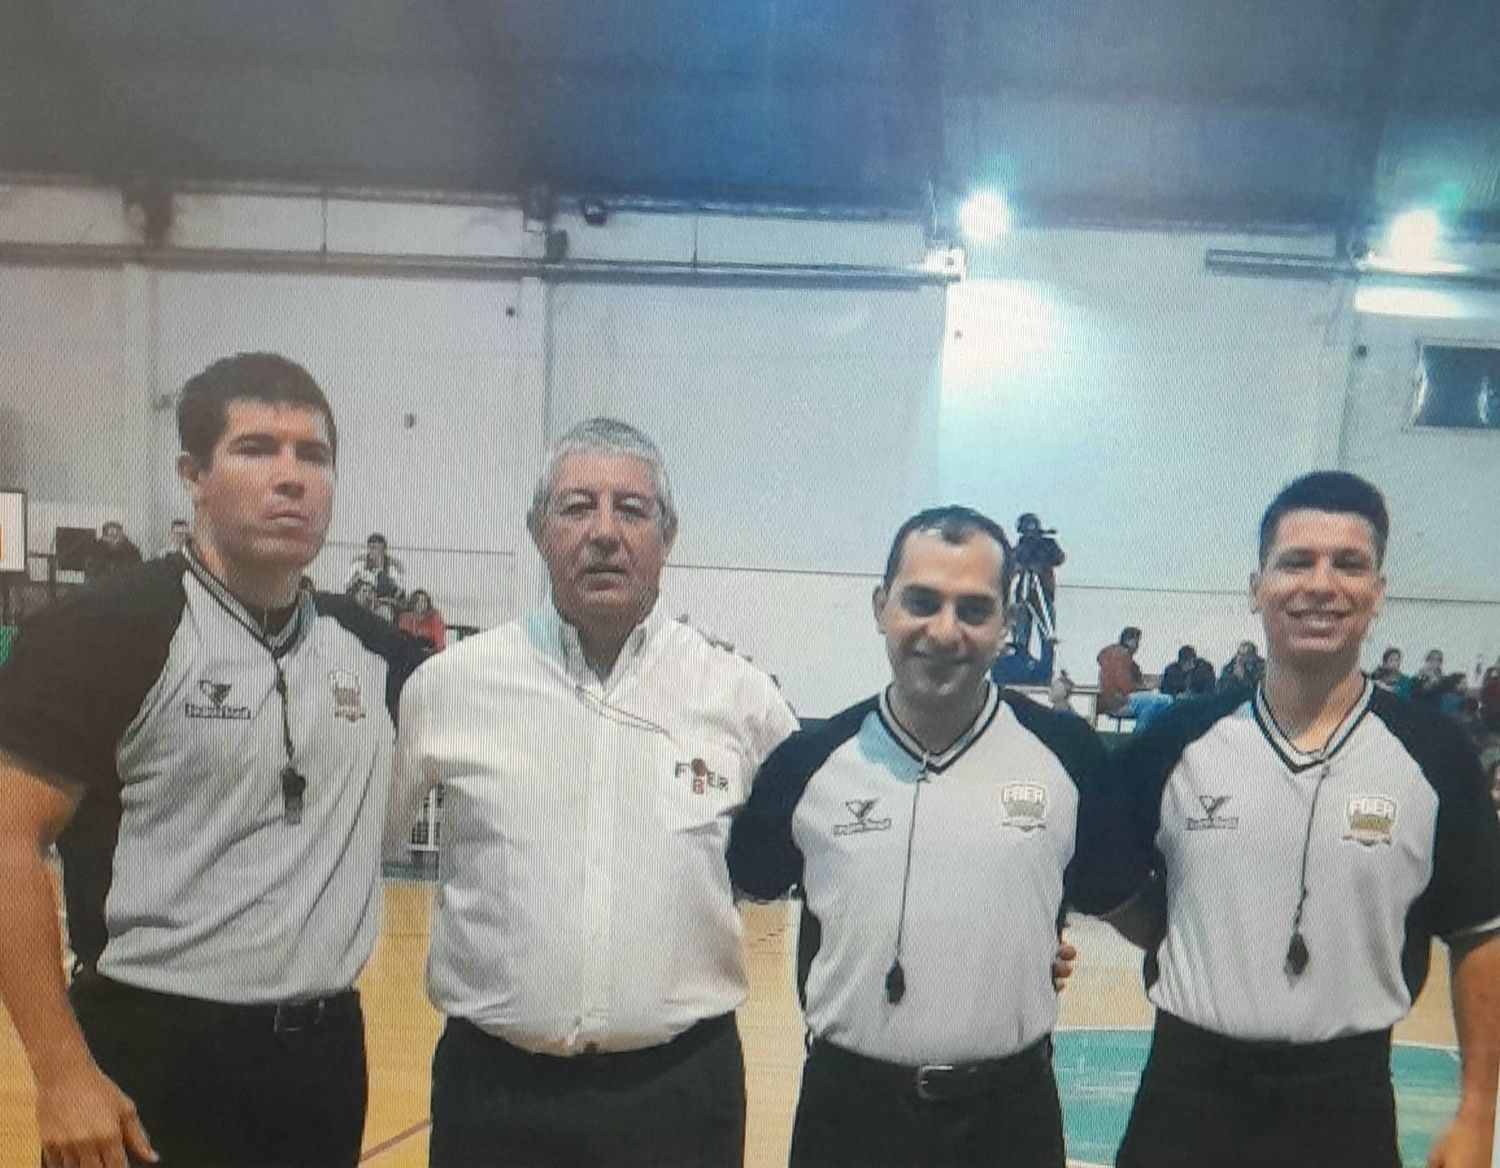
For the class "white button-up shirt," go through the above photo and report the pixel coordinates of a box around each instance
[387,605,798,1054]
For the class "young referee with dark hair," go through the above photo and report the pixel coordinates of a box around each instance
[0,353,426,1168]
[1112,471,1500,1168]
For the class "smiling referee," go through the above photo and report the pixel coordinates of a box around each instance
[1112,472,1500,1168]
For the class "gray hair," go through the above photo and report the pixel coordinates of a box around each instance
[527,417,678,540]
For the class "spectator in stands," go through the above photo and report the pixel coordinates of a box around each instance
[1412,649,1467,716]
[1218,640,1265,694]
[83,521,143,581]
[1160,645,1216,697]
[398,589,448,651]
[155,518,190,559]
[1480,660,1500,730]
[1369,646,1411,697]
[1097,626,1173,730]
[374,599,400,624]
[344,531,405,600]
[352,579,378,613]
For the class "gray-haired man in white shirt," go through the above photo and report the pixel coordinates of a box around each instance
[387,418,798,1168]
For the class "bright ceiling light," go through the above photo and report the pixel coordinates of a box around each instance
[1381,208,1442,268]
[958,191,1012,243]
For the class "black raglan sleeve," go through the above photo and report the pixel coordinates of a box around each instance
[315,592,432,724]
[728,699,871,901]
[0,562,186,793]
[1005,694,1144,915]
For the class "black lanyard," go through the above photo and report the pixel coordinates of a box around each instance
[186,548,309,826]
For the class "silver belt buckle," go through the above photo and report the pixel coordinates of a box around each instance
[915,1063,955,1100]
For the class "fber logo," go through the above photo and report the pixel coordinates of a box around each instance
[1000,783,1048,832]
[677,757,728,795]
[185,680,252,721]
[331,670,366,722]
[1343,795,1397,847]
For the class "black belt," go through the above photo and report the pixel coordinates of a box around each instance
[72,970,360,1035]
[809,1035,1052,1102]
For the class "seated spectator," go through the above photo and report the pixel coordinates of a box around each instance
[1217,640,1265,694]
[374,599,400,624]
[351,579,378,612]
[1048,669,1080,717]
[1411,648,1467,716]
[1369,646,1412,697]
[1481,660,1500,730]
[1097,626,1173,731]
[156,518,191,559]
[398,588,448,651]
[1160,645,1215,697]
[343,531,405,600]
[83,520,143,581]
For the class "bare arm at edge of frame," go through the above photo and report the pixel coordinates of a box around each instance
[1428,931,1500,1168]
[0,749,156,1168]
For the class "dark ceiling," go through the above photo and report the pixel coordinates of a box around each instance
[3,0,1499,234]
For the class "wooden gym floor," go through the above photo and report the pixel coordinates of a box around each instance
[0,878,1458,1168]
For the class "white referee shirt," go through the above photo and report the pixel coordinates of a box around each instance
[388,604,797,1055]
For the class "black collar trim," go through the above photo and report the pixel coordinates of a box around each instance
[877,682,1001,772]
[185,543,307,659]
[1252,678,1373,773]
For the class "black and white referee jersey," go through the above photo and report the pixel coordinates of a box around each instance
[1118,680,1500,1042]
[0,548,426,1004]
[727,683,1132,1066]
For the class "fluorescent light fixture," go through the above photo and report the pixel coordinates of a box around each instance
[1353,284,1466,319]
[1365,207,1465,274]
[958,192,1012,243]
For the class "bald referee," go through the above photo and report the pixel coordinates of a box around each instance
[1113,471,1500,1168]
[0,354,424,1168]
[728,505,1132,1168]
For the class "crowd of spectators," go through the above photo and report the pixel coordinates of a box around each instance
[343,533,447,650]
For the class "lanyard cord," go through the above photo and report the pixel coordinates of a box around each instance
[885,760,928,1005]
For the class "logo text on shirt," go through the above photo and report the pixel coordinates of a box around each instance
[833,799,892,836]
[1000,783,1048,832]
[1343,795,1397,847]
[676,757,728,795]
[331,670,366,722]
[185,680,252,721]
[1185,794,1239,830]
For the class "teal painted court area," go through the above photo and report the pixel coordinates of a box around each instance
[1055,1028,1460,1168]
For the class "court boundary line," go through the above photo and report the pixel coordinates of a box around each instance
[360,1118,430,1162]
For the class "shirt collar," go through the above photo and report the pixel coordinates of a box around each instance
[184,541,312,658]
[1252,676,1373,772]
[877,681,1002,773]
[543,601,666,689]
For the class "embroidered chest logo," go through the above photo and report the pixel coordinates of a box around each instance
[833,799,893,836]
[185,680,252,721]
[1000,783,1048,832]
[330,670,366,722]
[1185,794,1239,831]
[1343,795,1397,847]
[676,757,728,795]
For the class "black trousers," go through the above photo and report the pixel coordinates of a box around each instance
[1116,1012,1401,1168]
[69,972,367,1168]
[789,1037,1065,1168]
[429,1014,746,1168]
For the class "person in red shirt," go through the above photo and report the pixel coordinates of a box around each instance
[1097,626,1172,730]
[397,589,448,651]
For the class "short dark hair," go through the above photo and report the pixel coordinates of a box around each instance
[1177,645,1197,663]
[881,505,1012,596]
[367,533,387,547]
[1258,471,1388,567]
[1120,627,1142,645]
[177,353,336,467]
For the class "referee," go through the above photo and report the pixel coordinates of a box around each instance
[0,354,425,1168]
[728,506,1133,1168]
[1112,472,1500,1168]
